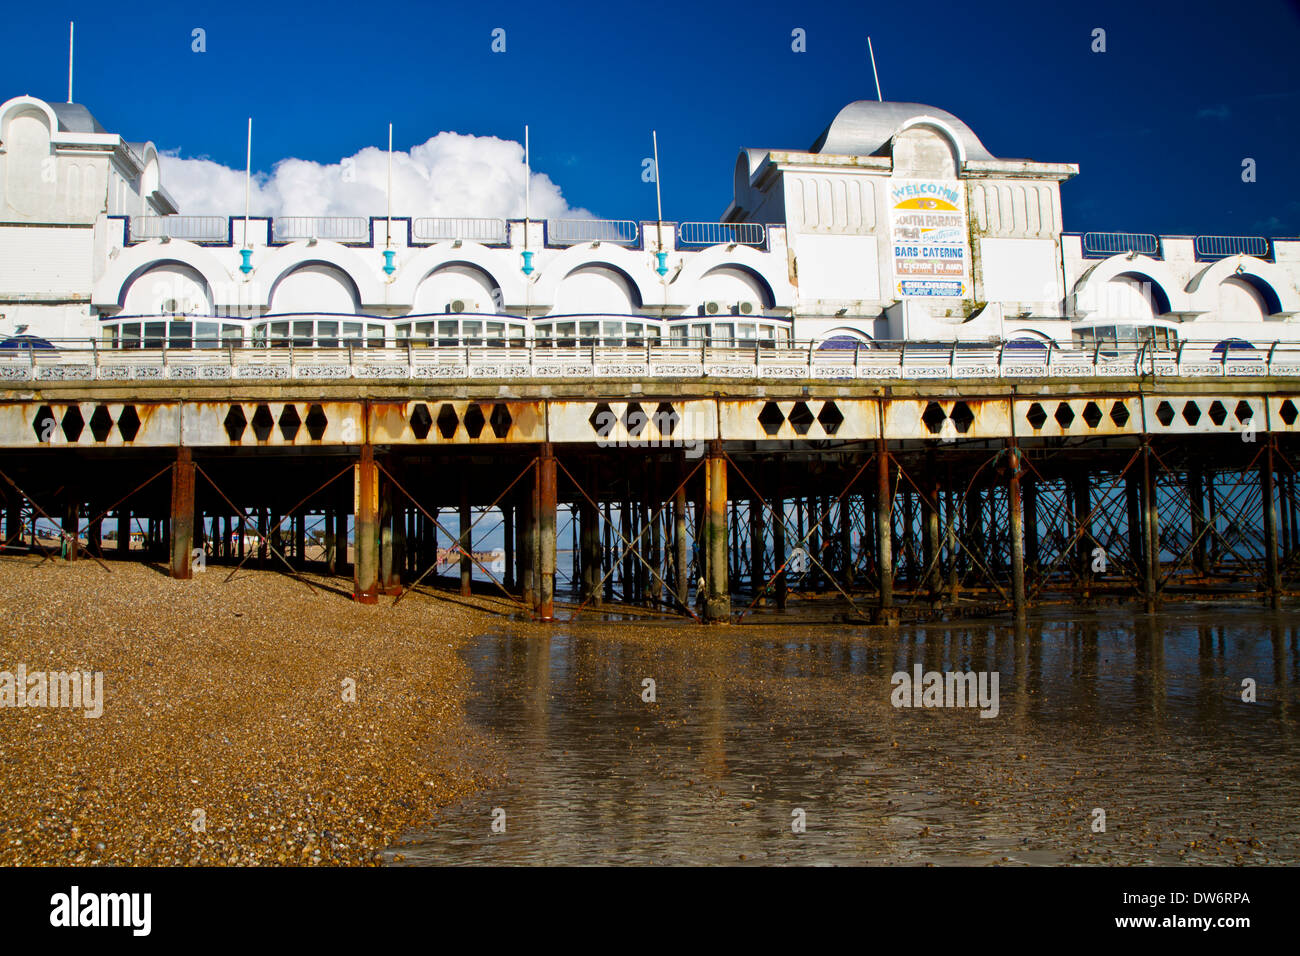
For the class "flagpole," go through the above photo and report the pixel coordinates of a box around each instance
[652,130,667,276]
[521,125,535,276]
[240,118,253,274]
[386,123,393,248]
[868,37,883,101]
[243,118,252,244]
[67,22,74,103]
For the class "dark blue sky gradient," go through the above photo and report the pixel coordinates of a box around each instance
[3,0,1298,235]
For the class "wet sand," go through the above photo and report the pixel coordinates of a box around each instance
[3,550,1295,867]
[0,555,504,865]
[387,608,1300,865]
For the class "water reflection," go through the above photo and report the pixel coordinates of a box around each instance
[388,605,1300,865]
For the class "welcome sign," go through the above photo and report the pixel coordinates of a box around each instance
[889,179,970,298]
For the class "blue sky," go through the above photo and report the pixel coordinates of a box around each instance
[4,0,1298,235]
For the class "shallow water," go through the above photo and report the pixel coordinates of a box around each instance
[386,605,1300,865]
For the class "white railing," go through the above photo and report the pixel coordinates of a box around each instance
[272,217,369,243]
[129,216,229,242]
[1194,235,1269,260]
[4,339,1298,383]
[412,217,508,244]
[677,222,765,247]
[548,219,639,245]
[1082,232,1160,257]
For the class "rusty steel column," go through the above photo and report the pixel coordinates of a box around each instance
[875,438,895,618]
[61,498,79,562]
[703,440,730,622]
[458,472,472,598]
[116,508,129,557]
[772,471,788,611]
[519,487,535,606]
[538,443,557,621]
[4,499,18,548]
[1141,440,1158,613]
[503,502,515,592]
[839,490,854,587]
[324,508,336,574]
[1072,471,1092,599]
[391,493,405,587]
[1023,472,1039,582]
[674,470,689,612]
[1262,437,1282,610]
[168,447,195,578]
[353,444,379,604]
[925,470,941,604]
[1007,439,1026,620]
[649,465,663,604]
[379,470,396,592]
[87,509,102,558]
[1189,462,1208,576]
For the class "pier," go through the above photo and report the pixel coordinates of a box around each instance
[2,344,1295,622]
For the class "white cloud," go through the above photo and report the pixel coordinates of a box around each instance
[159,131,591,220]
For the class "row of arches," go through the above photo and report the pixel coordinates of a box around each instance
[1072,254,1299,323]
[95,238,790,317]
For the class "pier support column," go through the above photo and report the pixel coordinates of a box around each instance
[503,503,515,592]
[324,509,336,574]
[538,443,557,621]
[649,465,663,604]
[1262,437,1282,610]
[353,444,379,604]
[4,498,21,548]
[875,438,896,622]
[87,509,102,559]
[924,468,941,604]
[772,470,787,611]
[674,472,689,612]
[379,471,396,593]
[1141,441,1159,613]
[62,498,79,562]
[1023,474,1039,582]
[169,448,195,578]
[118,508,130,557]
[1072,472,1092,599]
[1007,439,1026,621]
[459,473,472,598]
[519,486,536,607]
[1189,463,1208,576]
[703,440,730,622]
[839,489,854,587]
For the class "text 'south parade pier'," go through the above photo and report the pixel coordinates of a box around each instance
[2,96,1298,622]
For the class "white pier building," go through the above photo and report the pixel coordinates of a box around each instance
[1,93,1298,374]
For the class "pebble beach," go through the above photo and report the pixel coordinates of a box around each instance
[0,554,504,865]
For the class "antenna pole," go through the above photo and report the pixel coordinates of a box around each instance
[652,130,663,249]
[386,123,393,248]
[67,22,74,103]
[524,124,531,247]
[868,36,883,102]
[243,118,252,248]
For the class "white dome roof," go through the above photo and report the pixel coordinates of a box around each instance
[809,101,995,161]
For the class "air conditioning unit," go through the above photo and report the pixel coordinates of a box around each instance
[734,300,759,316]
[448,299,478,314]
[702,300,725,316]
